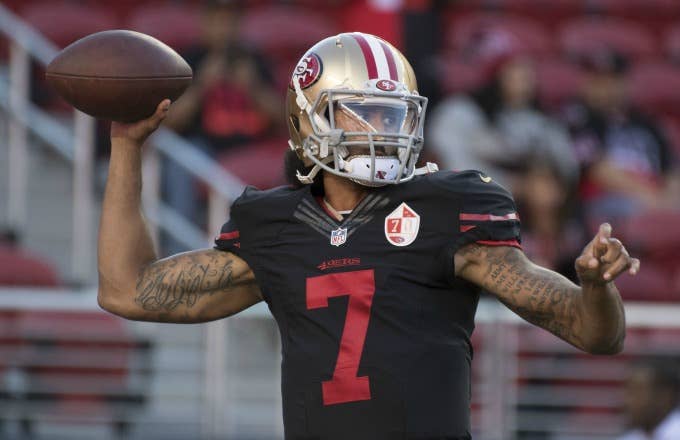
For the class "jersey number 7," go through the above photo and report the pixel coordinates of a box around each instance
[306,269,375,406]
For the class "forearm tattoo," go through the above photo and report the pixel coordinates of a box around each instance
[460,244,584,348]
[135,252,235,312]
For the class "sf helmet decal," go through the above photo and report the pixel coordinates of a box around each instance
[290,52,323,90]
[376,79,397,91]
[385,202,420,247]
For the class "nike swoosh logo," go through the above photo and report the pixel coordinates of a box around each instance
[479,174,492,183]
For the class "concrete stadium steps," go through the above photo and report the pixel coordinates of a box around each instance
[0,110,99,285]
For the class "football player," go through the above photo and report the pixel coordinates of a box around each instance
[99,33,639,439]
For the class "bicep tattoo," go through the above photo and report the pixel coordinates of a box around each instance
[135,251,235,312]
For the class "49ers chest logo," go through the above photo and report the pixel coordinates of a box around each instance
[384,202,420,246]
[290,52,322,90]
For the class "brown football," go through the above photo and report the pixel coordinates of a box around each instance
[46,30,192,122]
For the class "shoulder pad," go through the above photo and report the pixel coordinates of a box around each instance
[427,169,512,198]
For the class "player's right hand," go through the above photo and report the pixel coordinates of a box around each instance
[110,99,171,146]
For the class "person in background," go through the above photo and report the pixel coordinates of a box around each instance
[618,359,680,440]
[161,0,280,254]
[428,42,580,270]
[563,49,680,230]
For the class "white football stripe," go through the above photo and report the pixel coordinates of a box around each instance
[365,35,391,80]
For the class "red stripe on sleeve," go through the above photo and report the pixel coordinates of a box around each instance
[460,212,519,222]
[379,41,398,81]
[218,231,240,240]
[476,239,522,249]
[460,225,476,233]
[352,33,378,79]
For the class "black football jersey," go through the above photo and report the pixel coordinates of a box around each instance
[214,170,521,440]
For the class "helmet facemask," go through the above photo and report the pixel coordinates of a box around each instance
[294,84,428,187]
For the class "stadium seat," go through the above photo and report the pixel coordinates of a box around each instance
[17,311,132,342]
[239,5,337,92]
[534,58,584,109]
[661,117,680,157]
[478,0,581,26]
[0,245,59,287]
[445,13,554,57]
[629,62,680,117]
[665,23,680,63]
[436,54,487,95]
[240,6,337,59]
[620,210,680,270]
[587,0,679,19]
[20,2,118,48]
[615,264,676,302]
[559,17,658,61]
[5,310,148,436]
[219,139,287,190]
[125,3,202,52]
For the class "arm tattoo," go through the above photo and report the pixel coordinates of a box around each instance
[135,252,235,312]
[464,244,585,349]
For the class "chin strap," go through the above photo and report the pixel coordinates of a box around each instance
[414,162,439,175]
[296,155,335,185]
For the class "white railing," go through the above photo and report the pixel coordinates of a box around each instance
[0,3,247,438]
[0,289,678,440]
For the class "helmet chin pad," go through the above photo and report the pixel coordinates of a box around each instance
[342,155,401,186]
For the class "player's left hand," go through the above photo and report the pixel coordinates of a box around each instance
[575,223,640,285]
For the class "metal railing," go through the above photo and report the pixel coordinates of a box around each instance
[0,3,247,438]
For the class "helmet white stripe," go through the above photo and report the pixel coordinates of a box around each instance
[378,40,398,81]
[351,33,378,78]
[364,34,392,80]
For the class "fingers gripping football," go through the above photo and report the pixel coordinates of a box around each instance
[110,99,171,145]
[575,223,641,284]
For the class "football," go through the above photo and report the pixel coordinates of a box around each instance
[46,30,192,122]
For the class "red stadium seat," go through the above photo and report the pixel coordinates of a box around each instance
[620,210,680,270]
[587,0,679,19]
[665,23,680,63]
[534,58,584,109]
[219,139,288,190]
[445,13,554,57]
[436,54,487,95]
[125,3,202,52]
[629,62,680,116]
[17,311,131,342]
[661,117,680,157]
[20,2,118,48]
[240,6,337,58]
[477,0,581,26]
[559,17,658,61]
[0,245,59,287]
[240,6,338,92]
[615,263,676,302]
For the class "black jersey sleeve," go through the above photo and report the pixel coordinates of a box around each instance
[431,170,522,251]
[213,185,302,259]
[214,189,251,258]
[429,170,522,285]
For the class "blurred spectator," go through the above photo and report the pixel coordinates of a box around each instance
[164,0,279,147]
[563,49,680,230]
[428,51,577,188]
[0,229,19,246]
[618,359,680,440]
[428,48,580,270]
[162,0,280,253]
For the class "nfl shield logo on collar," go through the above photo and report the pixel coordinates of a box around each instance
[330,227,348,246]
[385,202,420,247]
